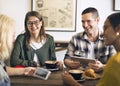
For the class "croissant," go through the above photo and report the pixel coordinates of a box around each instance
[84,68,96,78]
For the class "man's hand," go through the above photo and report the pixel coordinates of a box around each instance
[64,59,81,69]
[88,60,105,72]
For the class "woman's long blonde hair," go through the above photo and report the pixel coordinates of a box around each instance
[0,14,15,61]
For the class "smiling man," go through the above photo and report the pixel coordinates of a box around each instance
[64,7,116,72]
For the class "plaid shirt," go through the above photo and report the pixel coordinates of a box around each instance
[64,31,116,64]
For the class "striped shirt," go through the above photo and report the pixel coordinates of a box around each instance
[64,31,116,64]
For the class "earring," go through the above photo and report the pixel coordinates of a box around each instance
[116,32,119,36]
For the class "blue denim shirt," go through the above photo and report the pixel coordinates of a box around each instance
[0,61,10,86]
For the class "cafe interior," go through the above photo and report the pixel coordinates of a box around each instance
[0,0,119,86]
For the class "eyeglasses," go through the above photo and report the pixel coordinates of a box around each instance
[27,20,40,27]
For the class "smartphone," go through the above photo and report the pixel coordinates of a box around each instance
[34,67,51,80]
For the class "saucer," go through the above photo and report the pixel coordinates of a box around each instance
[43,66,59,71]
[76,77,85,82]
[46,67,59,71]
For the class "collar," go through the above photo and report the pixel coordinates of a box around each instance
[81,31,103,41]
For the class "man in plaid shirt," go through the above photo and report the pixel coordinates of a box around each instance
[64,7,116,72]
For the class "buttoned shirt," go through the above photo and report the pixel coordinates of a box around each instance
[64,31,116,64]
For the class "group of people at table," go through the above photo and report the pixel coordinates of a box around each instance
[0,6,120,86]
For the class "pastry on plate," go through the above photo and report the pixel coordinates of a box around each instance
[84,68,96,78]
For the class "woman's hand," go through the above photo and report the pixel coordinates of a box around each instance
[24,67,36,76]
[56,61,63,70]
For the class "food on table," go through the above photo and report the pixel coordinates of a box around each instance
[84,68,96,78]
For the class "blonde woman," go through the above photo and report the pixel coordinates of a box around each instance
[0,14,36,86]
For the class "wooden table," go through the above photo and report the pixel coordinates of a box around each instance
[10,70,99,86]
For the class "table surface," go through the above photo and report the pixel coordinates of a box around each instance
[10,69,99,86]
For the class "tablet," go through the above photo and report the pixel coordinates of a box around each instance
[34,67,51,80]
[71,56,96,65]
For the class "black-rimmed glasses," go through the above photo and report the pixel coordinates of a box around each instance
[27,20,40,27]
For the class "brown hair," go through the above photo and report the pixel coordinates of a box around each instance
[24,11,46,49]
[82,7,99,18]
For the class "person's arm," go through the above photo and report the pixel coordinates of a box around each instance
[88,60,105,72]
[64,59,80,69]
[6,66,36,76]
[48,35,63,69]
[64,36,81,69]
[89,45,116,72]
[49,35,57,61]
[49,35,63,69]
[10,35,36,67]
[62,71,82,86]
[10,35,27,66]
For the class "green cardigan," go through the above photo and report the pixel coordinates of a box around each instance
[10,34,56,67]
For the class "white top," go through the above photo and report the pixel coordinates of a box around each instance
[85,35,96,59]
[30,40,45,65]
[88,41,96,59]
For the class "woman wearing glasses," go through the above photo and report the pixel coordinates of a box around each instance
[10,11,63,69]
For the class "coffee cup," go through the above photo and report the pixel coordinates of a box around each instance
[45,61,57,69]
[69,69,83,80]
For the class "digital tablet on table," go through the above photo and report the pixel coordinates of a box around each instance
[34,67,51,80]
[70,56,96,65]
